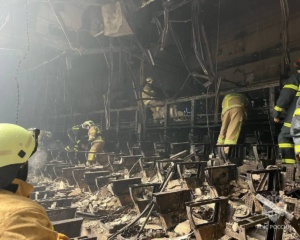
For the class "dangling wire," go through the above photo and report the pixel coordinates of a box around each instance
[48,0,81,55]
[0,12,9,32]
[254,0,276,148]
[215,0,221,74]
[15,0,30,124]
[280,0,290,64]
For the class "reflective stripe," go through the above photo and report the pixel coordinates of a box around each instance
[0,150,12,155]
[294,108,300,116]
[217,139,225,144]
[274,106,283,112]
[25,135,32,148]
[278,143,294,148]
[283,84,298,91]
[296,92,300,96]
[224,140,237,144]
[295,144,300,152]
[284,122,291,128]
[222,94,245,115]
[282,159,296,164]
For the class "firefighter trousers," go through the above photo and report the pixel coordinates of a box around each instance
[217,107,244,146]
[88,140,105,163]
[278,125,295,164]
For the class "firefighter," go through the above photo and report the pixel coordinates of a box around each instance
[274,59,300,164]
[38,130,52,147]
[142,77,165,120]
[0,123,69,240]
[65,124,88,152]
[291,98,300,160]
[81,120,105,166]
[142,77,182,120]
[217,93,248,153]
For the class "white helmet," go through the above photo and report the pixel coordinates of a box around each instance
[146,77,154,84]
[82,120,95,129]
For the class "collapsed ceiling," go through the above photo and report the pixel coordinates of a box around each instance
[0,0,300,131]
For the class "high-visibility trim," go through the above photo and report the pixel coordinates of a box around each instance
[282,159,296,164]
[284,122,291,128]
[278,143,294,148]
[274,106,283,112]
[224,139,237,144]
[295,145,300,152]
[0,150,12,155]
[283,84,298,91]
[88,152,96,161]
[222,94,246,115]
[217,139,225,144]
[296,92,300,96]
[25,135,32,148]
[294,108,300,116]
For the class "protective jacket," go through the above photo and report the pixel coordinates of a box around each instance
[142,83,157,106]
[0,179,69,240]
[87,126,105,162]
[221,93,248,116]
[217,93,248,146]
[291,98,300,158]
[274,73,300,164]
[273,73,300,126]
[65,125,87,151]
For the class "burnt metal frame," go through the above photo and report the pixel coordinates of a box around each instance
[186,197,228,240]
[129,182,161,213]
[225,215,270,240]
[246,167,281,194]
[204,164,238,196]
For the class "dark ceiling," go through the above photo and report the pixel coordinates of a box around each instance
[0,0,299,131]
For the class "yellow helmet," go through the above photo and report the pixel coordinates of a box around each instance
[0,123,36,168]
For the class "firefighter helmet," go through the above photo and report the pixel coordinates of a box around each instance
[146,77,154,84]
[0,124,38,189]
[82,120,95,129]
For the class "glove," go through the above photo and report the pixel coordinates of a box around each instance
[74,145,79,152]
[274,118,280,123]
[57,233,69,240]
[64,146,71,152]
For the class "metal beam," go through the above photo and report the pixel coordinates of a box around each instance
[28,0,114,6]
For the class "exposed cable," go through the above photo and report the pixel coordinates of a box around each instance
[15,0,30,124]
[0,12,9,32]
[48,0,81,54]
[160,7,169,51]
[280,0,290,64]
[25,53,64,72]
[254,0,276,148]
[215,0,221,73]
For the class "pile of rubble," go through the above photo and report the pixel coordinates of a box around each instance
[27,143,300,239]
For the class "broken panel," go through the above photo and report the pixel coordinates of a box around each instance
[46,207,77,221]
[52,218,83,238]
[176,161,207,189]
[111,178,142,205]
[205,164,238,196]
[129,182,161,213]
[153,189,192,230]
[186,197,229,240]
